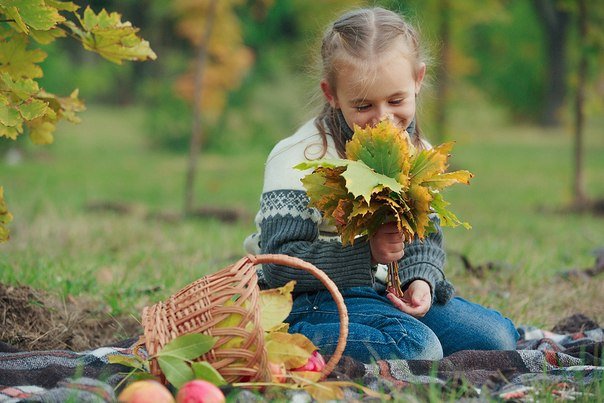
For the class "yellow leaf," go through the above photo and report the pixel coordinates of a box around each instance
[289,370,322,383]
[304,382,344,401]
[65,7,157,64]
[28,119,54,144]
[266,322,289,333]
[0,122,22,140]
[423,170,474,190]
[259,280,295,330]
[265,332,316,369]
[0,187,13,243]
[407,184,432,239]
[214,297,251,350]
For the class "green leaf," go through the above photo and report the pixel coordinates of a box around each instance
[431,192,471,229]
[0,72,39,100]
[157,355,194,389]
[340,160,402,202]
[29,27,66,44]
[191,361,227,386]
[2,7,29,33]
[157,333,216,361]
[1,0,64,31]
[45,0,79,12]
[66,6,157,64]
[18,99,48,120]
[0,34,46,79]
[0,106,21,127]
[129,372,157,382]
[345,120,413,178]
[294,159,344,171]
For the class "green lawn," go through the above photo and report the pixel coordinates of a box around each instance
[1,104,603,329]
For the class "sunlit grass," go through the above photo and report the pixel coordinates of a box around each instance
[1,103,603,329]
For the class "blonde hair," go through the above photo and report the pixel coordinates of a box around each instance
[314,7,428,157]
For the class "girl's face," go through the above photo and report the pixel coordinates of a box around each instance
[322,49,425,133]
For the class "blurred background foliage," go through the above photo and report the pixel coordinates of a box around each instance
[28,0,602,156]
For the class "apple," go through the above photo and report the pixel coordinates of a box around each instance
[291,351,326,372]
[268,361,286,383]
[176,380,225,403]
[117,380,174,403]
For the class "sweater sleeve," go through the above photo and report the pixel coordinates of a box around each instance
[398,215,455,304]
[258,189,374,292]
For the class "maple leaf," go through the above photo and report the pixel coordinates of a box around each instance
[0,34,47,79]
[296,120,474,246]
[28,119,55,145]
[0,187,12,242]
[259,280,295,331]
[0,0,65,33]
[63,7,157,64]
[265,332,317,369]
[346,120,414,180]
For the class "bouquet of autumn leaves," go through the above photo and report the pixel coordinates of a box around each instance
[295,120,473,295]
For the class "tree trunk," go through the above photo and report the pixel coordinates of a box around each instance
[532,0,571,127]
[184,0,219,216]
[434,0,451,143]
[572,0,588,207]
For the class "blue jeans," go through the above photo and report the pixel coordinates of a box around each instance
[286,286,519,363]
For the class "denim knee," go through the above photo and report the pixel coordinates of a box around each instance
[339,317,443,362]
[377,316,443,361]
[407,325,443,361]
[480,317,519,350]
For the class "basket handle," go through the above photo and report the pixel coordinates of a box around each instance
[248,254,348,380]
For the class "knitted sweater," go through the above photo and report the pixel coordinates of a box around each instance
[244,118,455,304]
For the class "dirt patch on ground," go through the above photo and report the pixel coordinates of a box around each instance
[0,283,141,351]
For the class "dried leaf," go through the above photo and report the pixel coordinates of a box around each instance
[259,280,295,330]
[304,382,345,401]
[265,332,316,369]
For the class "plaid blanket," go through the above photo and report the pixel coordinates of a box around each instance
[1,322,602,402]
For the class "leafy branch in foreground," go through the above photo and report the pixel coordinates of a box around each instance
[0,0,157,241]
[295,120,473,295]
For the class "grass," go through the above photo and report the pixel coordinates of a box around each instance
[2,103,603,322]
[0,102,603,398]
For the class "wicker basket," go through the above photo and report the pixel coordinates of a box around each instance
[141,254,348,384]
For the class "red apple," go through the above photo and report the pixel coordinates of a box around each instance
[176,380,225,403]
[117,380,174,403]
[268,362,286,383]
[292,351,326,372]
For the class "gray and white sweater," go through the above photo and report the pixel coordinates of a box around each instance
[244,118,455,304]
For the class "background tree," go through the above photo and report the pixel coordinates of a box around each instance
[532,0,571,126]
[0,1,156,241]
[569,0,604,210]
[171,0,267,216]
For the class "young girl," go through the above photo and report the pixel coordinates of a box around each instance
[244,7,519,362]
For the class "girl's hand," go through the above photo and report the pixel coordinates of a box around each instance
[386,280,432,317]
[369,222,404,264]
